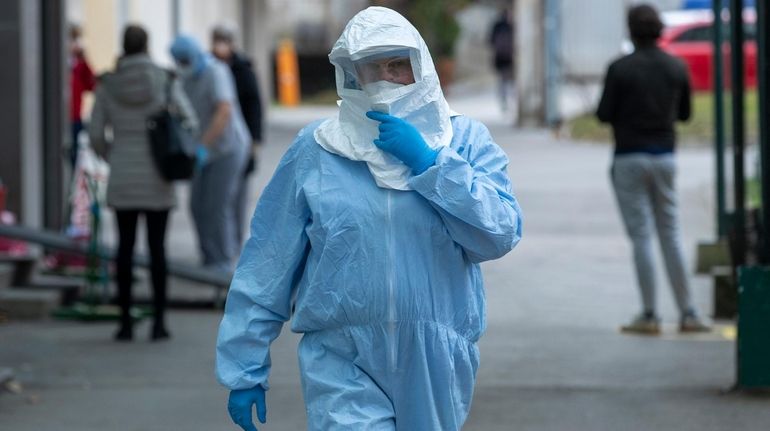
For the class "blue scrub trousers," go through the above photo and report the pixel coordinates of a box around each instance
[190,146,247,269]
[298,321,479,431]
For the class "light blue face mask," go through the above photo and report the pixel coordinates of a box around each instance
[176,63,195,78]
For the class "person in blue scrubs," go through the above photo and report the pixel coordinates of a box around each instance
[216,7,522,431]
[170,36,250,273]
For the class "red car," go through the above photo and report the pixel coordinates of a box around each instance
[658,10,757,92]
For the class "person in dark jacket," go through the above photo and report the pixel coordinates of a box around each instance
[597,4,709,335]
[211,24,263,245]
[489,8,515,112]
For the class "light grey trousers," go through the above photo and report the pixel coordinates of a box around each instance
[190,146,247,270]
[611,153,694,316]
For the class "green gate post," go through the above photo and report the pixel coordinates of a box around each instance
[738,267,770,388]
[759,0,770,263]
[713,0,727,238]
[730,0,747,268]
[737,0,770,390]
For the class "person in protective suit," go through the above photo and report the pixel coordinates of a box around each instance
[216,7,523,431]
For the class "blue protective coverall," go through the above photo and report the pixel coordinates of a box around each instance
[216,114,522,430]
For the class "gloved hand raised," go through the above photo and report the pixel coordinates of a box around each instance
[227,386,267,431]
[366,111,439,175]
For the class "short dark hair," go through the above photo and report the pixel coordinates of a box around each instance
[211,24,235,44]
[628,4,663,44]
[123,25,148,55]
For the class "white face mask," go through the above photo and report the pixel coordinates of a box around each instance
[362,80,405,97]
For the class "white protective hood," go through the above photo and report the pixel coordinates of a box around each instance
[314,6,455,191]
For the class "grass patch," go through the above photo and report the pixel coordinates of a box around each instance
[568,113,612,142]
[567,91,759,146]
[747,176,762,209]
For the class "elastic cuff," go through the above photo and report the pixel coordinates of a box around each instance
[412,148,441,175]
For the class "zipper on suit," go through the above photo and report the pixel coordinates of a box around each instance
[386,189,397,371]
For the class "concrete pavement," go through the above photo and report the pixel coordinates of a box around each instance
[1,88,768,430]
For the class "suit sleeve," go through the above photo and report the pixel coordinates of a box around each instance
[596,63,618,123]
[409,120,522,263]
[236,65,263,142]
[215,138,311,391]
[678,70,692,122]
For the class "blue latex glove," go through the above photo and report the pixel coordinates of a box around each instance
[227,387,266,431]
[196,145,209,171]
[366,111,439,175]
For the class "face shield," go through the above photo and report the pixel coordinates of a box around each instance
[336,48,419,96]
[354,51,415,85]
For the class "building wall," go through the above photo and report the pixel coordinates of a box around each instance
[517,0,546,126]
[265,0,368,54]
[560,0,626,79]
[75,0,120,73]
[128,0,175,66]
[559,0,683,80]
[179,0,241,56]
[0,0,25,218]
[454,2,498,82]
[0,0,44,226]
[67,0,268,118]
[65,0,366,104]
[517,0,682,124]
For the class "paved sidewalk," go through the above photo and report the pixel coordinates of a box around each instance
[1,89,769,430]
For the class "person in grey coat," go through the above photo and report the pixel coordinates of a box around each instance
[90,25,198,341]
[170,35,250,273]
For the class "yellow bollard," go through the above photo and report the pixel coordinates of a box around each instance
[276,38,301,106]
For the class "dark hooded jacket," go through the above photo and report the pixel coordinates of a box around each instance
[227,52,262,142]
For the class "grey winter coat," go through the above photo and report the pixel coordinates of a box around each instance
[89,54,198,210]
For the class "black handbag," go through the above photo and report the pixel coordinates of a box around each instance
[147,72,196,181]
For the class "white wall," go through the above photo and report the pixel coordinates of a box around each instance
[554,0,688,120]
[517,0,546,126]
[179,0,241,51]
[21,0,43,227]
[560,0,626,79]
[68,0,121,73]
[454,2,498,82]
[126,0,175,67]
[559,0,693,80]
